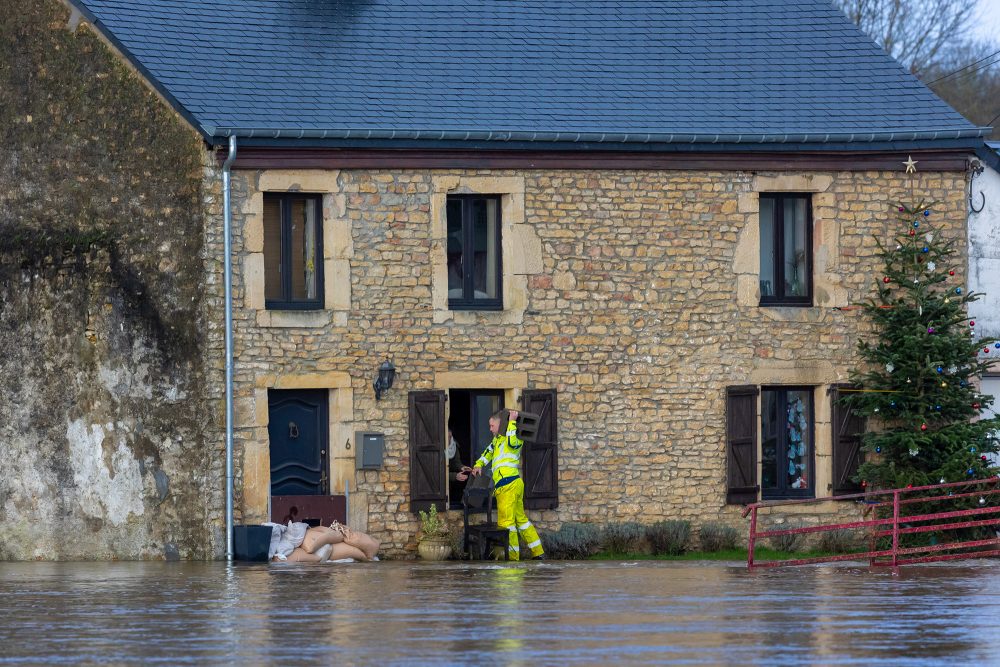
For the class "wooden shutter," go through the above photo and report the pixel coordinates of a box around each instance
[521,389,558,510]
[726,385,759,505]
[409,390,447,514]
[830,384,865,496]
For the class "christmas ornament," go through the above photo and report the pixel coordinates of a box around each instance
[873,407,880,413]
[922,246,929,253]
[862,480,868,488]
[936,366,943,373]
[982,455,988,462]
[935,405,941,411]
[967,468,975,476]
[909,230,916,236]
[980,497,987,505]
[909,447,920,456]
[948,366,957,374]
[883,276,890,284]
[886,363,894,373]
[996,343,1000,349]
[925,232,933,242]
[939,478,946,484]
[956,287,963,294]
[927,327,935,334]
[920,423,927,431]
[898,206,905,212]
[906,484,914,489]
[924,210,931,216]
[961,381,967,387]
[927,261,936,271]
[875,446,882,453]
[913,279,919,284]
[974,403,981,410]
[970,446,977,453]
[970,321,975,327]
[907,378,912,383]
[890,401,896,408]
[985,348,991,354]
[949,270,955,276]
[913,221,920,228]
[941,382,947,388]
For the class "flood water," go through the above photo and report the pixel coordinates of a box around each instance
[2,560,999,666]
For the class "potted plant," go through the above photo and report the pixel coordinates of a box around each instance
[417,503,452,561]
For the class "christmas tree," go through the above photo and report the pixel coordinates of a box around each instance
[847,199,1000,492]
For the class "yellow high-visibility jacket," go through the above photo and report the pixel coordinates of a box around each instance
[474,419,523,488]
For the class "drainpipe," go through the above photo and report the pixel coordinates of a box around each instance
[222,135,237,561]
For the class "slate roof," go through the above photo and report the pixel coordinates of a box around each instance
[72,0,988,148]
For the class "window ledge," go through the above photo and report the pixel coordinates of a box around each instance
[257,310,334,328]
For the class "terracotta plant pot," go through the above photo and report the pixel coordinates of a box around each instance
[417,536,452,561]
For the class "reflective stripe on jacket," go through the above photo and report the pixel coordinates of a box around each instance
[474,420,523,485]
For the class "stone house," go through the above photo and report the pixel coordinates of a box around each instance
[1,0,992,559]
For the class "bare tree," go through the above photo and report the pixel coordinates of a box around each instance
[833,0,980,74]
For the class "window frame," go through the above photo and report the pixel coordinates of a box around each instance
[263,193,325,311]
[760,386,816,500]
[759,193,813,307]
[446,194,503,311]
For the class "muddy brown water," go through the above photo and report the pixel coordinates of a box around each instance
[1,560,998,665]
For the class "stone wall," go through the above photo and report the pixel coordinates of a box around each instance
[0,0,220,559]
[220,165,968,558]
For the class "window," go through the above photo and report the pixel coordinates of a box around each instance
[263,194,323,310]
[761,387,814,499]
[759,194,812,306]
[446,195,502,310]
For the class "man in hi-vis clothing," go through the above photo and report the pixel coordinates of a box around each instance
[460,409,545,561]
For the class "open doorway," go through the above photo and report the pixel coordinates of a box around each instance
[447,389,504,509]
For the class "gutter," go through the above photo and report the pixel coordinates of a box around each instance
[210,126,992,145]
[222,135,237,561]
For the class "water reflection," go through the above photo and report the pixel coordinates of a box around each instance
[0,560,998,665]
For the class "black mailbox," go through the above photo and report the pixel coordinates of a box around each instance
[356,431,384,470]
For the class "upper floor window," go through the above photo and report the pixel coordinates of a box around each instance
[263,194,323,310]
[759,194,812,306]
[447,195,502,310]
[761,387,814,499]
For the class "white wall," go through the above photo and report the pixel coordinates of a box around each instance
[969,157,1000,339]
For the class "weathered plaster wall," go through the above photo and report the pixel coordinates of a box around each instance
[217,165,968,558]
[968,160,1000,339]
[0,0,220,559]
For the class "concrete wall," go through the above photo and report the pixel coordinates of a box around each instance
[217,166,969,558]
[968,159,1000,339]
[0,0,220,560]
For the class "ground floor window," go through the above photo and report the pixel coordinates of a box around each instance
[761,387,814,499]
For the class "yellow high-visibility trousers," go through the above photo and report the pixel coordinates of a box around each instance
[495,477,544,561]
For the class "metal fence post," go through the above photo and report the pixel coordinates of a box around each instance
[891,489,901,567]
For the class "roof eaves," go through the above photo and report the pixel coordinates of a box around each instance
[209,126,992,146]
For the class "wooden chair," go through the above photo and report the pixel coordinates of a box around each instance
[462,487,510,561]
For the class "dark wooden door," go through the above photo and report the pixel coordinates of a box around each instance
[268,389,329,495]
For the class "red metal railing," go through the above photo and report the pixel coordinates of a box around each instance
[741,477,1000,568]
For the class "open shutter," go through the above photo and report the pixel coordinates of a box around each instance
[726,385,759,505]
[831,384,865,496]
[521,389,558,510]
[409,390,447,514]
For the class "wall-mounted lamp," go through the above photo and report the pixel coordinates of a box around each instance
[373,359,396,400]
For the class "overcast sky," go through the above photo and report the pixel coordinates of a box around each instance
[975,0,1000,45]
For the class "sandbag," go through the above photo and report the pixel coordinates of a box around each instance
[302,526,345,553]
[341,526,380,560]
[282,544,333,563]
[327,542,367,561]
